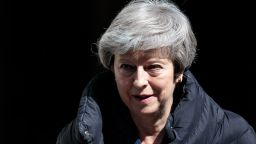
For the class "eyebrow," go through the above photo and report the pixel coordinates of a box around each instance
[117,57,131,62]
[117,57,168,64]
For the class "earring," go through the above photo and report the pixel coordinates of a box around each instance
[178,74,183,83]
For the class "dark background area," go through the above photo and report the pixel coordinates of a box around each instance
[3,0,255,143]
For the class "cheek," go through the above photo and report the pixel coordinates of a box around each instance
[151,75,176,96]
[153,81,170,94]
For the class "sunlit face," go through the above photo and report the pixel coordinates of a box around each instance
[114,49,180,115]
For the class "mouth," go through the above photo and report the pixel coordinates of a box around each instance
[132,95,154,103]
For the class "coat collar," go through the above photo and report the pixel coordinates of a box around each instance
[84,70,220,143]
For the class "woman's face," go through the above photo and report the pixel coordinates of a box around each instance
[114,49,180,115]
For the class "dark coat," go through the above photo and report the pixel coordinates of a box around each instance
[56,70,256,144]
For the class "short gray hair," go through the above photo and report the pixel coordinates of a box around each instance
[97,0,197,74]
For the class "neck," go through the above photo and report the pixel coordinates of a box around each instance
[131,100,172,144]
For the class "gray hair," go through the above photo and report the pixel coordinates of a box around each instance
[97,0,197,74]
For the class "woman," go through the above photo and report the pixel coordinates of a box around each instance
[57,0,256,143]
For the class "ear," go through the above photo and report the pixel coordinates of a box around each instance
[175,73,183,83]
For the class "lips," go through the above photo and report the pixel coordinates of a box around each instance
[132,94,155,103]
[134,95,152,100]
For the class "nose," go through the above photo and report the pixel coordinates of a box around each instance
[133,66,149,89]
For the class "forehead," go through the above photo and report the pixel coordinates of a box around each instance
[116,48,170,60]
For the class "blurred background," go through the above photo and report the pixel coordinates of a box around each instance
[3,0,255,143]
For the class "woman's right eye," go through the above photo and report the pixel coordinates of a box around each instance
[120,64,136,71]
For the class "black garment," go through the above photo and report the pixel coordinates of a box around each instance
[56,70,256,144]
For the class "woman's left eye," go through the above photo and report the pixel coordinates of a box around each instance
[146,65,162,70]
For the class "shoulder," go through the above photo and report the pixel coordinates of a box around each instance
[79,70,117,116]
[223,110,249,128]
[216,110,256,143]
[76,70,116,143]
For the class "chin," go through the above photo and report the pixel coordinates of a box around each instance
[133,105,160,115]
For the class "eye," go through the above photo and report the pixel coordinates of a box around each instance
[120,64,136,72]
[145,64,163,76]
[119,64,136,76]
[146,64,162,71]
